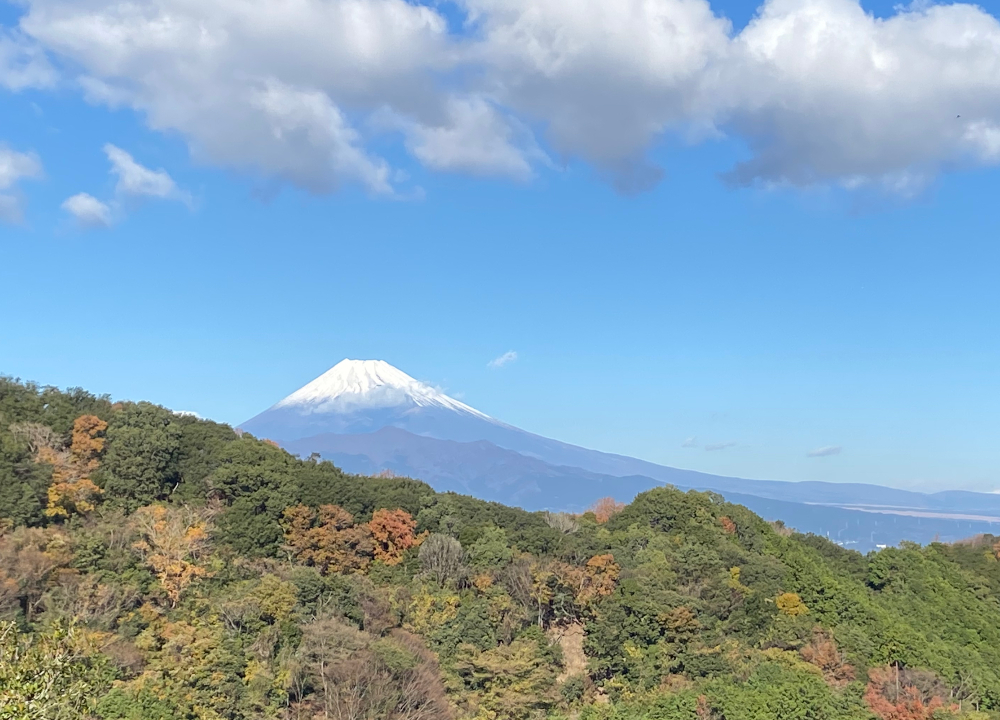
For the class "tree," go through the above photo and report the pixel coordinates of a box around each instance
[864,666,953,720]
[452,633,558,719]
[129,504,211,606]
[799,630,855,688]
[47,415,107,519]
[70,415,107,470]
[589,497,625,524]
[776,592,808,616]
[0,429,50,527]
[580,554,620,604]
[281,504,374,573]
[419,534,466,587]
[0,622,114,719]
[210,438,300,555]
[292,612,451,720]
[99,403,181,511]
[10,419,105,520]
[0,526,72,622]
[370,508,422,566]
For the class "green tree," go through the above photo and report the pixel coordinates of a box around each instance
[0,622,115,719]
[97,403,181,511]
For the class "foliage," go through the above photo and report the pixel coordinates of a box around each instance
[281,503,374,573]
[0,622,114,719]
[0,377,999,719]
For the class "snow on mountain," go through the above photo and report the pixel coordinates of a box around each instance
[273,359,493,419]
[240,359,510,442]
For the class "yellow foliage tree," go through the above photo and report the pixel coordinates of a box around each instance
[70,415,107,471]
[130,505,211,607]
[578,553,620,605]
[17,415,108,519]
[776,592,809,616]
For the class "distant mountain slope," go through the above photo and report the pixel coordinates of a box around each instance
[282,426,663,511]
[244,359,1000,550]
[283,426,1000,551]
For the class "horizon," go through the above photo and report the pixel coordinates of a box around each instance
[6,356,1000,498]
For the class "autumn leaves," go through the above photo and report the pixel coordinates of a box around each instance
[12,414,106,519]
[281,504,423,572]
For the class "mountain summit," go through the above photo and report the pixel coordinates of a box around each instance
[272,359,492,419]
[240,359,508,442]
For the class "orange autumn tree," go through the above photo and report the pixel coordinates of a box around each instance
[589,497,625,524]
[864,666,953,720]
[281,504,374,573]
[13,415,106,519]
[70,415,107,471]
[800,630,855,688]
[130,505,211,607]
[369,508,423,565]
[577,553,620,605]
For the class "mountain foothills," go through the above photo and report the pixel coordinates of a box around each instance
[245,360,1000,551]
[4,378,1000,719]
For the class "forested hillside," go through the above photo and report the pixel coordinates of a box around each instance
[2,378,1000,720]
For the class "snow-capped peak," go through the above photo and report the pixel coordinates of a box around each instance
[274,359,493,419]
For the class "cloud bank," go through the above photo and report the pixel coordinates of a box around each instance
[9,0,1000,195]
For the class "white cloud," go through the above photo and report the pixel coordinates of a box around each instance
[488,350,518,369]
[464,0,730,192]
[0,145,42,223]
[713,0,1000,191]
[807,445,843,457]
[0,29,55,91]
[399,96,543,180]
[19,0,450,195]
[12,0,1000,194]
[704,441,737,451]
[62,146,189,229]
[61,192,112,227]
[681,436,698,448]
[104,144,190,204]
[0,146,41,190]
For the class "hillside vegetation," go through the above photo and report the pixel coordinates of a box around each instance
[2,377,1000,720]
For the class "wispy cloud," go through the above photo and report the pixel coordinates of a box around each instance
[62,145,191,229]
[808,445,842,458]
[104,144,191,206]
[681,437,698,448]
[61,192,112,228]
[0,144,42,224]
[488,351,518,369]
[705,441,737,452]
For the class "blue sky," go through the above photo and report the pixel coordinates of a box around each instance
[2,0,1000,492]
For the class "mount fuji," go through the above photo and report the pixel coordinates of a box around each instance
[241,359,1000,550]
